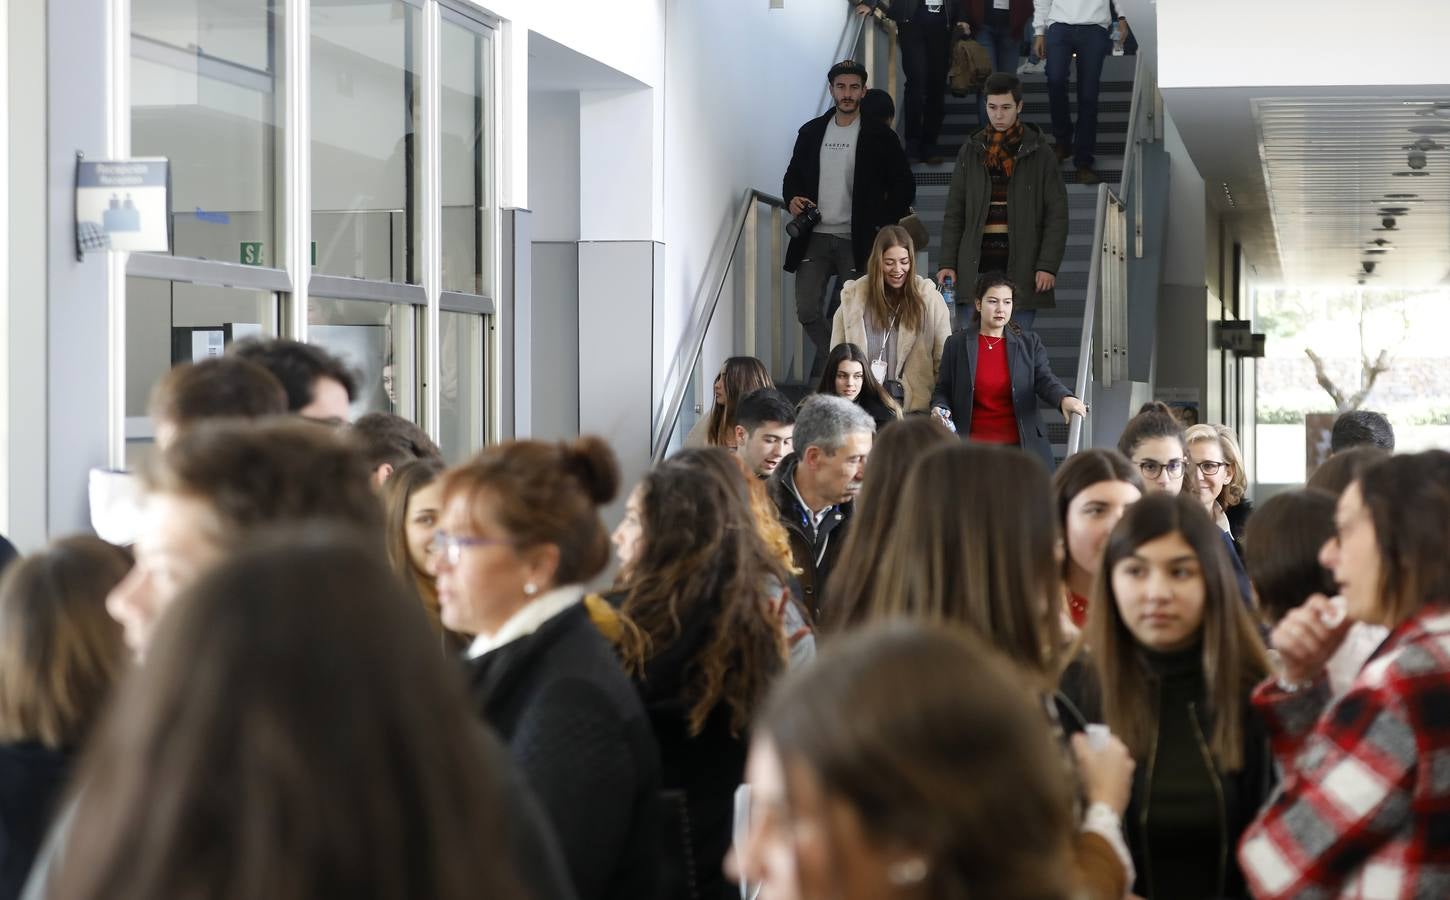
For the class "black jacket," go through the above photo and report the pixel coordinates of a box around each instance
[605,590,769,900]
[929,325,1074,471]
[1057,658,1275,900]
[871,0,967,24]
[467,603,662,900]
[782,109,915,273]
[767,453,854,622]
[0,743,69,900]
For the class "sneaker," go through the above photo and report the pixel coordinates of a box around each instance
[1018,58,1046,75]
[1076,166,1101,185]
[1053,143,1072,162]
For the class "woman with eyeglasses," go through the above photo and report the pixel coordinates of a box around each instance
[1116,402,1188,496]
[432,437,662,900]
[1116,403,1256,611]
[1185,423,1253,557]
[1239,452,1450,899]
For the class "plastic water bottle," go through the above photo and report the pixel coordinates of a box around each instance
[1112,22,1125,56]
[941,274,955,308]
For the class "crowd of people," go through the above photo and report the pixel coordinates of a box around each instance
[0,321,1441,900]
[0,5,1441,896]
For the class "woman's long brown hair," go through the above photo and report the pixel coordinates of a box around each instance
[825,416,955,632]
[862,225,925,336]
[381,458,447,632]
[618,448,788,736]
[706,357,773,448]
[865,443,1064,680]
[761,623,1076,900]
[52,529,526,900]
[1084,492,1268,770]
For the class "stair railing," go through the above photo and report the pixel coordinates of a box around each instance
[1066,54,1157,456]
[650,190,791,462]
[652,8,890,461]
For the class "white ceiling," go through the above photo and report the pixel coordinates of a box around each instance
[1256,97,1450,287]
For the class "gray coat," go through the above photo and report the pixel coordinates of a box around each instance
[938,122,1069,310]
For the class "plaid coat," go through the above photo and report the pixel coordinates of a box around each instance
[1238,602,1450,899]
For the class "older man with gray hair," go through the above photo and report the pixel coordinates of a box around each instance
[767,394,876,619]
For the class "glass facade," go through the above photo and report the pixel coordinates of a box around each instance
[124,0,496,462]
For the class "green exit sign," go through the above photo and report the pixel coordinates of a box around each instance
[240,242,317,266]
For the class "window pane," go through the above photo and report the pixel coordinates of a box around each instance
[311,0,421,283]
[131,0,282,264]
[439,310,486,462]
[440,18,493,297]
[125,277,278,465]
[308,298,417,422]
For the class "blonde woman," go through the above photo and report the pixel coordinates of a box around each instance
[830,225,951,412]
[1184,423,1252,553]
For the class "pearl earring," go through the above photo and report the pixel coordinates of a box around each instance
[886,857,928,886]
[523,582,538,597]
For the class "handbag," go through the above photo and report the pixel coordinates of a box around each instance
[882,379,907,405]
[949,35,993,97]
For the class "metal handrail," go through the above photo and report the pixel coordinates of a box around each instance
[650,189,786,461]
[651,6,878,461]
[1066,183,1111,456]
[1066,54,1156,456]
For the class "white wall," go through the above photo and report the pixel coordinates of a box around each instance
[6,0,48,548]
[658,0,848,393]
[478,0,848,413]
[1159,0,1450,89]
[527,92,580,241]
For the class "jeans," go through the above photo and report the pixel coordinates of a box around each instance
[897,21,951,153]
[795,232,858,372]
[974,24,1021,128]
[1044,22,1112,168]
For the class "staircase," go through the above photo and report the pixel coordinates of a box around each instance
[911,55,1138,464]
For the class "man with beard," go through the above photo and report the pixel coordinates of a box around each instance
[783,60,915,378]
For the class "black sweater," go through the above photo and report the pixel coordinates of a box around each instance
[606,590,773,900]
[0,743,69,900]
[467,604,662,900]
[1058,652,1274,900]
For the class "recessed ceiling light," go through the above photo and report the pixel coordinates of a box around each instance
[1379,207,1411,214]
[1383,193,1419,199]
[1409,124,1450,134]
[1393,171,1432,176]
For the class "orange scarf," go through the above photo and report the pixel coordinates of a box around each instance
[982,122,1024,178]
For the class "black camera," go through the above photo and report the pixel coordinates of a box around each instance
[786,204,822,239]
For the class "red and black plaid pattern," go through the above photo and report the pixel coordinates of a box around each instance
[1239,602,1450,898]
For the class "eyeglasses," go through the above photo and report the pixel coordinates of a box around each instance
[1135,458,1185,480]
[1195,459,1230,476]
[428,531,512,566]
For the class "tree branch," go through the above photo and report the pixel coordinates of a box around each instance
[1304,348,1348,411]
[1344,348,1392,411]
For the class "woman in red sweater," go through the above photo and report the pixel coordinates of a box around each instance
[930,272,1085,471]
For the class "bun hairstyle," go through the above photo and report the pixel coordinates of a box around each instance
[440,437,620,587]
[560,435,620,506]
[1117,401,1187,460]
